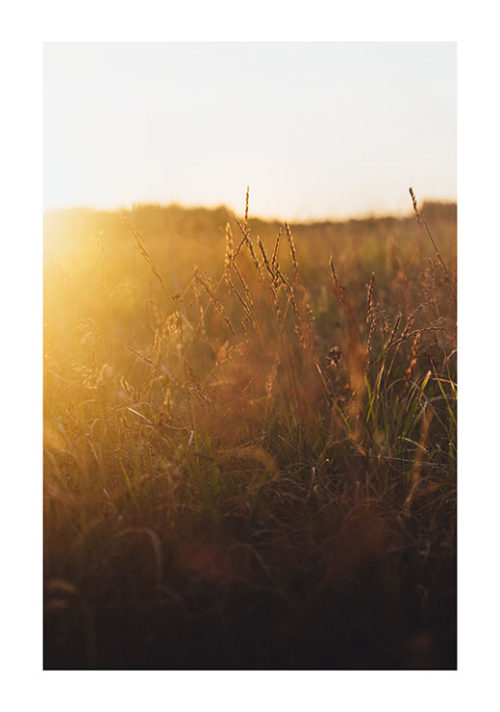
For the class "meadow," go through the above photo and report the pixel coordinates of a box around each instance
[43,191,456,669]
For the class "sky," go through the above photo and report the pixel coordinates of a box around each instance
[44,42,456,220]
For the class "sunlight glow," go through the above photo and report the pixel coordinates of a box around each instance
[44,43,456,220]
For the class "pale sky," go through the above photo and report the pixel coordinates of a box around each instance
[44,42,456,220]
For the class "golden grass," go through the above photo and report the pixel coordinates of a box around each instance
[43,192,456,669]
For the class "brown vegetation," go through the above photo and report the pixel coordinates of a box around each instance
[44,191,456,669]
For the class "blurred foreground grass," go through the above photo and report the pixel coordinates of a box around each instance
[44,194,456,669]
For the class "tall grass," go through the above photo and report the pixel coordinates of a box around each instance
[44,192,456,669]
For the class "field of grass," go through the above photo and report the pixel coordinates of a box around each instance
[43,191,456,669]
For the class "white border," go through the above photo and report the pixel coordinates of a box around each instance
[2,1,499,710]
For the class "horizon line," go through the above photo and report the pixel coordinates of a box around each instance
[43,195,457,225]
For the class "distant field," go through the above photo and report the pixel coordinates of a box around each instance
[43,195,456,669]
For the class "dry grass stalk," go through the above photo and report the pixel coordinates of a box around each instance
[329,255,367,434]
[194,268,236,336]
[409,187,455,288]
[256,236,287,328]
[257,236,276,283]
[265,352,281,401]
[285,222,298,280]
[366,272,376,369]
[329,255,346,305]
[193,275,206,333]
[120,212,170,301]
[235,217,260,271]
[224,270,254,324]
[244,185,249,228]
[271,229,282,272]
[277,268,313,351]
[403,408,433,515]
[232,263,254,313]
[404,331,421,388]
[386,311,402,351]
[224,222,234,274]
